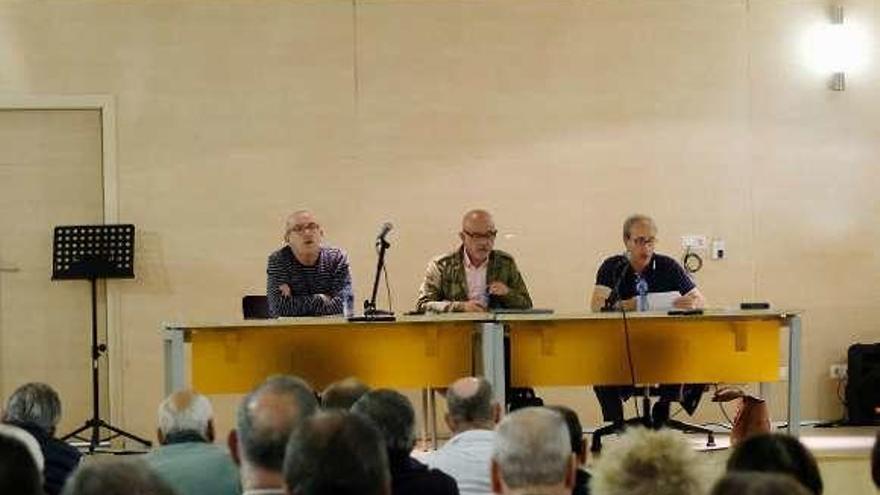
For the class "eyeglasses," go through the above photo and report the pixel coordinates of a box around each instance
[290,223,320,234]
[463,230,498,241]
[630,236,656,247]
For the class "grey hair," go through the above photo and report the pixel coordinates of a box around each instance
[351,389,416,454]
[3,383,62,434]
[622,214,656,240]
[591,427,703,495]
[61,458,176,495]
[157,391,213,437]
[236,375,318,471]
[493,407,572,489]
[447,377,494,424]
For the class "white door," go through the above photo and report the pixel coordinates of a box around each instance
[0,109,105,435]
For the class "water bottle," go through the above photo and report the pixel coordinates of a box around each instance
[635,276,649,311]
[343,290,355,318]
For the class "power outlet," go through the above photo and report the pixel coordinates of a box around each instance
[829,363,848,380]
[681,235,708,250]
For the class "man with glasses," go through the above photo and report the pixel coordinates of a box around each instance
[589,214,706,427]
[266,210,352,317]
[416,209,531,313]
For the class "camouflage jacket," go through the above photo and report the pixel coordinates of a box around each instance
[416,247,533,313]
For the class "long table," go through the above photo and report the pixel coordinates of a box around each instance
[163,309,802,435]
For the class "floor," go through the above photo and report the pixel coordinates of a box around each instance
[416,425,879,494]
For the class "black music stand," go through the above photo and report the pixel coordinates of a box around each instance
[52,224,151,453]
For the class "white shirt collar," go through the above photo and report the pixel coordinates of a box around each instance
[463,249,487,270]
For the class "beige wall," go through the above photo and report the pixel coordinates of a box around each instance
[1,0,879,440]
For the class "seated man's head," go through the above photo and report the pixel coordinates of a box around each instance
[459,209,497,266]
[285,210,323,259]
[712,472,812,495]
[622,214,657,270]
[229,375,319,485]
[491,407,575,495]
[321,377,370,410]
[548,405,587,466]
[3,382,62,436]
[284,410,390,495]
[726,433,823,495]
[62,459,176,495]
[445,377,500,434]
[591,427,702,495]
[351,389,416,461]
[157,389,214,444]
[0,433,42,495]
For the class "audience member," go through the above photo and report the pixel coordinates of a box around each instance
[61,458,176,495]
[228,375,319,495]
[491,407,575,495]
[2,382,81,495]
[0,422,44,473]
[548,406,591,495]
[711,472,812,495]
[283,410,390,495]
[423,377,502,495]
[0,432,43,495]
[353,389,459,495]
[144,390,240,495]
[591,427,702,495]
[321,377,370,410]
[726,433,822,495]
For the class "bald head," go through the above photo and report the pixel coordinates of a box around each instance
[492,407,574,494]
[461,209,494,230]
[285,210,314,233]
[445,377,498,433]
[459,210,497,266]
[157,389,213,443]
[284,210,323,261]
[235,375,318,471]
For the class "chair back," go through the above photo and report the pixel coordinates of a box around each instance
[242,295,270,319]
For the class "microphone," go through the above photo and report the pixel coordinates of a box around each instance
[376,222,393,244]
[603,251,631,311]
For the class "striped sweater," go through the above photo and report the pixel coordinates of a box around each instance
[266,245,352,317]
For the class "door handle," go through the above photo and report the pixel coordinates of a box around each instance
[0,266,20,273]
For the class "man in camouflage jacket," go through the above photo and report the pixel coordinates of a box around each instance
[416,209,532,313]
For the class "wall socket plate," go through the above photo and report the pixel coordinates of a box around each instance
[681,235,708,250]
[829,363,848,380]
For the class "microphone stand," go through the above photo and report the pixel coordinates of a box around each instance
[602,257,631,312]
[361,236,395,320]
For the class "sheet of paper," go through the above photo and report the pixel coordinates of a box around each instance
[647,291,680,310]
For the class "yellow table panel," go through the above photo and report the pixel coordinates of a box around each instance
[509,316,781,387]
[190,321,475,394]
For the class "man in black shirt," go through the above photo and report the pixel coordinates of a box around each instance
[590,214,703,312]
[352,390,459,495]
[588,215,706,426]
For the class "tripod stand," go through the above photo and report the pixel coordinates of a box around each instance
[52,224,151,453]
